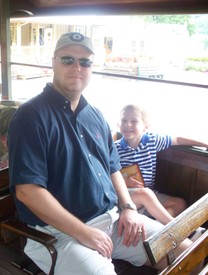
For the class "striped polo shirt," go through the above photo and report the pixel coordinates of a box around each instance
[115,133,172,190]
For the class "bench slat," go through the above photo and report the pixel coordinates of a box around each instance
[143,193,208,266]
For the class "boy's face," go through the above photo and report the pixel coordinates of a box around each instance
[120,108,148,143]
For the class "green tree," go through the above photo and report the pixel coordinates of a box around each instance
[141,15,195,36]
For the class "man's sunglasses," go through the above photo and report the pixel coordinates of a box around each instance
[55,56,93,68]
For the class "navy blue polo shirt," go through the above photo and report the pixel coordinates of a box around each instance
[8,83,120,226]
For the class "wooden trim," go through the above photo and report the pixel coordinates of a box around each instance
[20,0,208,8]
[10,0,208,16]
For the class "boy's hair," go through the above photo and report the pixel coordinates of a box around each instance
[120,104,149,125]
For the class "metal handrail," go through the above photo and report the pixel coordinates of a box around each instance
[10,61,208,89]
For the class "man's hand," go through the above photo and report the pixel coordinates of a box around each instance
[16,184,113,258]
[117,209,146,247]
[78,226,114,259]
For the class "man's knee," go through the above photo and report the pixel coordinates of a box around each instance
[56,241,116,275]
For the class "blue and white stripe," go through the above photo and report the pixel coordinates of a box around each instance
[115,133,172,189]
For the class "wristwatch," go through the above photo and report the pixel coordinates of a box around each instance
[120,203,137,211]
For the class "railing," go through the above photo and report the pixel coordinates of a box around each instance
[9,62,208,89]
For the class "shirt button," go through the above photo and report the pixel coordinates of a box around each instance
[80,135,83,138]
[63,106,66,109]
[98,173,101,176]
[89,154,91,157]
[65,100,68,104]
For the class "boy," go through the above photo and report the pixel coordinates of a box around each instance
[115,104,208,217]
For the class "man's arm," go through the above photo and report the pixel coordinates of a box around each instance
[111,171,146,246]
[111,171,137,208]
[15,184,113,258]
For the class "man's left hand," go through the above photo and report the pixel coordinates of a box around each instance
[117,209,146,247]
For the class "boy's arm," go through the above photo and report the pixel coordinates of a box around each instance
[125,177,144,188]
[171,137,208,148]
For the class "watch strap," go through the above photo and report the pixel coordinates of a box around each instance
[120,203,137,211]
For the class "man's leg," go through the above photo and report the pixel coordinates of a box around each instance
[111,214,164,266]
[111,214,193,272]
[24,224,116,275]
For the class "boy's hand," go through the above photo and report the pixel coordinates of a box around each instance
[125,176,144,188]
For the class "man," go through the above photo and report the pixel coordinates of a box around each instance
[8,32,192,274]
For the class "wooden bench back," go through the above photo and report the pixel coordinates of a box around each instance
[0,167,9,189]
[0,168,16,223]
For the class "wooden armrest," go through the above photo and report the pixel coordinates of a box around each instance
[1,220,57,245]
[143,193,208,266]
[1,220,58,275]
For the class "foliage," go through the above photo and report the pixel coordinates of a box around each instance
[185,65,208,72]
[142,15,190,24]
[186,57,208,62]
[140,15,195,36]
[185,56,208,72]
[129,14,208,37]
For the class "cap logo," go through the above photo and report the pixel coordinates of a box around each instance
[69,33,84,42]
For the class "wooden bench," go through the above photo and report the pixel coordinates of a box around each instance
[143,193,208,274]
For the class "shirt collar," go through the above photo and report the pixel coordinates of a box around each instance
[141,133,150,145]
[120,133,150,150]
[43,83,88,112]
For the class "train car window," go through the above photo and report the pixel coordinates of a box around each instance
[5,14,208,139]
[10,15,208,84]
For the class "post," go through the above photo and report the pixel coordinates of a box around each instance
[0,0,12,101]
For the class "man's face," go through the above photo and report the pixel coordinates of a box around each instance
[52,44,93,100]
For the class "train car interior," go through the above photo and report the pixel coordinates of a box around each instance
[0,0,208,274]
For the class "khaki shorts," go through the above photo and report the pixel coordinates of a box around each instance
[25,206,164,275]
